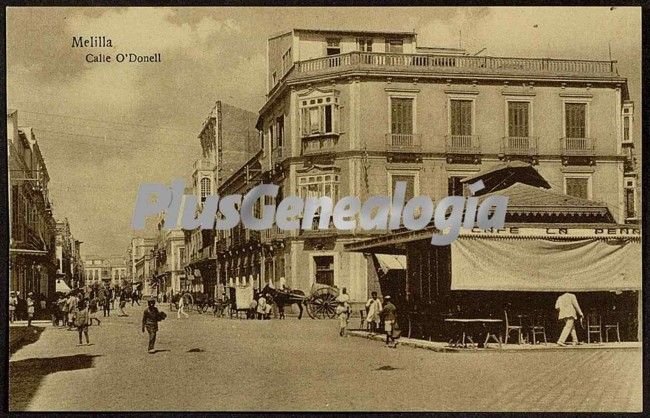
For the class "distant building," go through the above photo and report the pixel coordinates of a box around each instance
[83,255,126,286]
[152,215,185,296]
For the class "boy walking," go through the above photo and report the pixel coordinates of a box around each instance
[336,301,348,337]
[75,300,90,346]
[381,295,398,348]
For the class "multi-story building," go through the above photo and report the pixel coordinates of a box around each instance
[249,28,637,303]
[8,110,58,298]
[128,236,156,295]
[84,255,126,287]
[152,215,186,296]
[183,101,258,296]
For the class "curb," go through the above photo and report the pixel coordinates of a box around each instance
[347,331,641,353]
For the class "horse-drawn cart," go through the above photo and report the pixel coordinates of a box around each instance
[305,283,339,319]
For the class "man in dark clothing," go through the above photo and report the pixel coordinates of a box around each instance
[381,295,398,347]
[142,299,166,353]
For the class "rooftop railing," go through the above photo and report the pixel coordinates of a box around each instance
[294,51,618,78]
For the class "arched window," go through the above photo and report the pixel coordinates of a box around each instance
[200,177,211,200]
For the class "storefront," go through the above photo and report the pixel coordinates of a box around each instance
[346,183,642,343]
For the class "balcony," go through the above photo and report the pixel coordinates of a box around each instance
[445,135,481,154]
[271,147,283,166]
[501,136,538,156]
[290,52,618,82]
[302,134,338,156]
[386,133,422,153]
[560,137,595,157]
[261,224,288,242]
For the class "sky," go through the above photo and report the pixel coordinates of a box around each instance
[6,7,642,257]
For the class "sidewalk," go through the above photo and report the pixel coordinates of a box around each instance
[9,320,53,328]
[347,330,641,353]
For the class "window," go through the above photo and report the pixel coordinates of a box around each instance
[623,116,631,142]
[326,39,340,56]
[386,39,403,53]
[564,177,590,200]
[508,101,530,137]
[300,96,339,137]
[391,174,415,201]
[298,174,340,201]
[448,176,468,197]
[450,99,473,136]
[390,98,413,135]
[314,256,334,286]
[565,103,586,138]
[200,178,211,201]
[276,116,284,148]
[625,179,636,219]
[269,125,275,149]
[272,72,277,86]
[358,38,373,52]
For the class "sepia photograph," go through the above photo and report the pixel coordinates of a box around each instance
[5,6,643,412]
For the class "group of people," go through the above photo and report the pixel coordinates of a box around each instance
[359,292,399,347]
[248,293,273,320]
[9,291,43,327]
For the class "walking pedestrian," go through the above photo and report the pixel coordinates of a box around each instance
[26,293,35,327]
[177,293,189,319]
[59,295,69,327]
[365,292,382,334]
[66,292,79,330]
[88,296,101,325]
[555,292,584,346]
[74,300,90,346]
[336,301,348,337]
[336,287,351,318]
[9,291,17,323]
[381,295,398,348]
[118,290,128,316]
[142,299,166,353]
[131,289,140,306]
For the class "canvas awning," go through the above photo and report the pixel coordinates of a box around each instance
[55,279,72,293]
[374,254,407,274]
[450,236,641,292]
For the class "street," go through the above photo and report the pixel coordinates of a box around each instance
[9,304,642,412]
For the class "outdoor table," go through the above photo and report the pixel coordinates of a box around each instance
[444,318,504,348]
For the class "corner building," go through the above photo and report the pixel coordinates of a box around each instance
[253,28,637,304]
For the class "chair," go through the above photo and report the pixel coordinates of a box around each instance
[528,311,547,345]
[504,310,523,344]
[603,310,621,342]
[586,311,603,343]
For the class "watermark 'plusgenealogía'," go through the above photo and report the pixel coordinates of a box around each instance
[132,179,508,246]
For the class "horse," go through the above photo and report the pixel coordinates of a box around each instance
[261,285,306,320]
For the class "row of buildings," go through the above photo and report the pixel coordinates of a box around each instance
[83,255,128,286]
[8,110,86,298]
[131,29,639,311]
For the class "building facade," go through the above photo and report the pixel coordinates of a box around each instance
[84,255,127,287]
[8,110,58,298]
[152,215,186,296]
[182,101,259,297]
[250,28,637,303]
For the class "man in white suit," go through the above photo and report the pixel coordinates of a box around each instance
[555,292,584,346]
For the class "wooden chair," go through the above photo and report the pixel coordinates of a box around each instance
[504,310,523,344]
[586,311,603,343]
[603,310,621,342]
[528,311,547,345]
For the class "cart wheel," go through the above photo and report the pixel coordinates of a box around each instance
[307,292,338,319]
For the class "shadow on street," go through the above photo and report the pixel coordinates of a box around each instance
[9,354,102,411]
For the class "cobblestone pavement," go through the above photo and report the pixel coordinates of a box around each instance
[9,304,642,412]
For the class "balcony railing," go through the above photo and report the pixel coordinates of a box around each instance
[294,51,618,78]
[561,137,595,157]
[501,136,538,155]
[386,133,422,152]
[445,135,481,154]
[302,134,339,155]
[261,224,288,242]
[271,147,283,165]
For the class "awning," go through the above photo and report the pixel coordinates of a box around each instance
[450,236,641,292]
[374,254,407,274]
[55,279,72,293]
